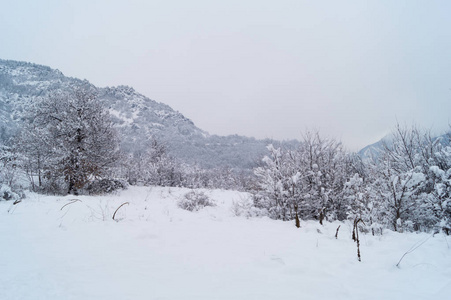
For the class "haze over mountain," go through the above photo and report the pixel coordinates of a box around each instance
[0,58,298,170]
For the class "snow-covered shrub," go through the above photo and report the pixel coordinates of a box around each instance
[0,184,21,202]
[85,179,128,195]
[178,190,215,211]
[231,195,253,217]
[231,197,267,218]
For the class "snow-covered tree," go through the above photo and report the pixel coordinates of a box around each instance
[122,137,183,187]
[343,172,383,235]
[253,144,288,219]
[0,144,19,187]
[18,88,120,194]
[253,132,355,223]
[371,124,449,232]
[414,135,451,232]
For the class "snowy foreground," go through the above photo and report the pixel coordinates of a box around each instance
[1,187,450,300]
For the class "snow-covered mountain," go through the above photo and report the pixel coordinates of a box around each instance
[358,132,450,161]
[357,137,388,160]
[0,59,296,169]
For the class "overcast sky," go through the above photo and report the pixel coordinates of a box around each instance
[1,0,450,150]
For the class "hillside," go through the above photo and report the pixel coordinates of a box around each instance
[0,59,297,170]
[1,186,450,299]
[358,132,450,161]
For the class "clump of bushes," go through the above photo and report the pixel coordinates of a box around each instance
[178,190,215,211]
[84,179,128,195]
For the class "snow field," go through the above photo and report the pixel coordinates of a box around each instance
[1,186,450,300]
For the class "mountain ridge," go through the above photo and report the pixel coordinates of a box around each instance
[0,58,297,170]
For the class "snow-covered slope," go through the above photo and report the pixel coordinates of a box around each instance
[1,186,450,300]
[358,132,450,161]
[358,137,387,160]
[0,59,295,169]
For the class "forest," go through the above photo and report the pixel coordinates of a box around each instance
[1,86,450,235]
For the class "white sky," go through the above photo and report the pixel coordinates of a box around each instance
[1,0,450,150]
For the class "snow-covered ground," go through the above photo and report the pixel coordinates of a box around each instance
[1,186,450,300]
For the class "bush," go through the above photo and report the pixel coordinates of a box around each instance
[231,196,266,218]
[85,179,128,195]
[178,190,215,211]
[0,184,22,202]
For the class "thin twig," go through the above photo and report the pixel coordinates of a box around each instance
[112,202,129,221]
[60,199,81,210]
[396,235,432,268]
